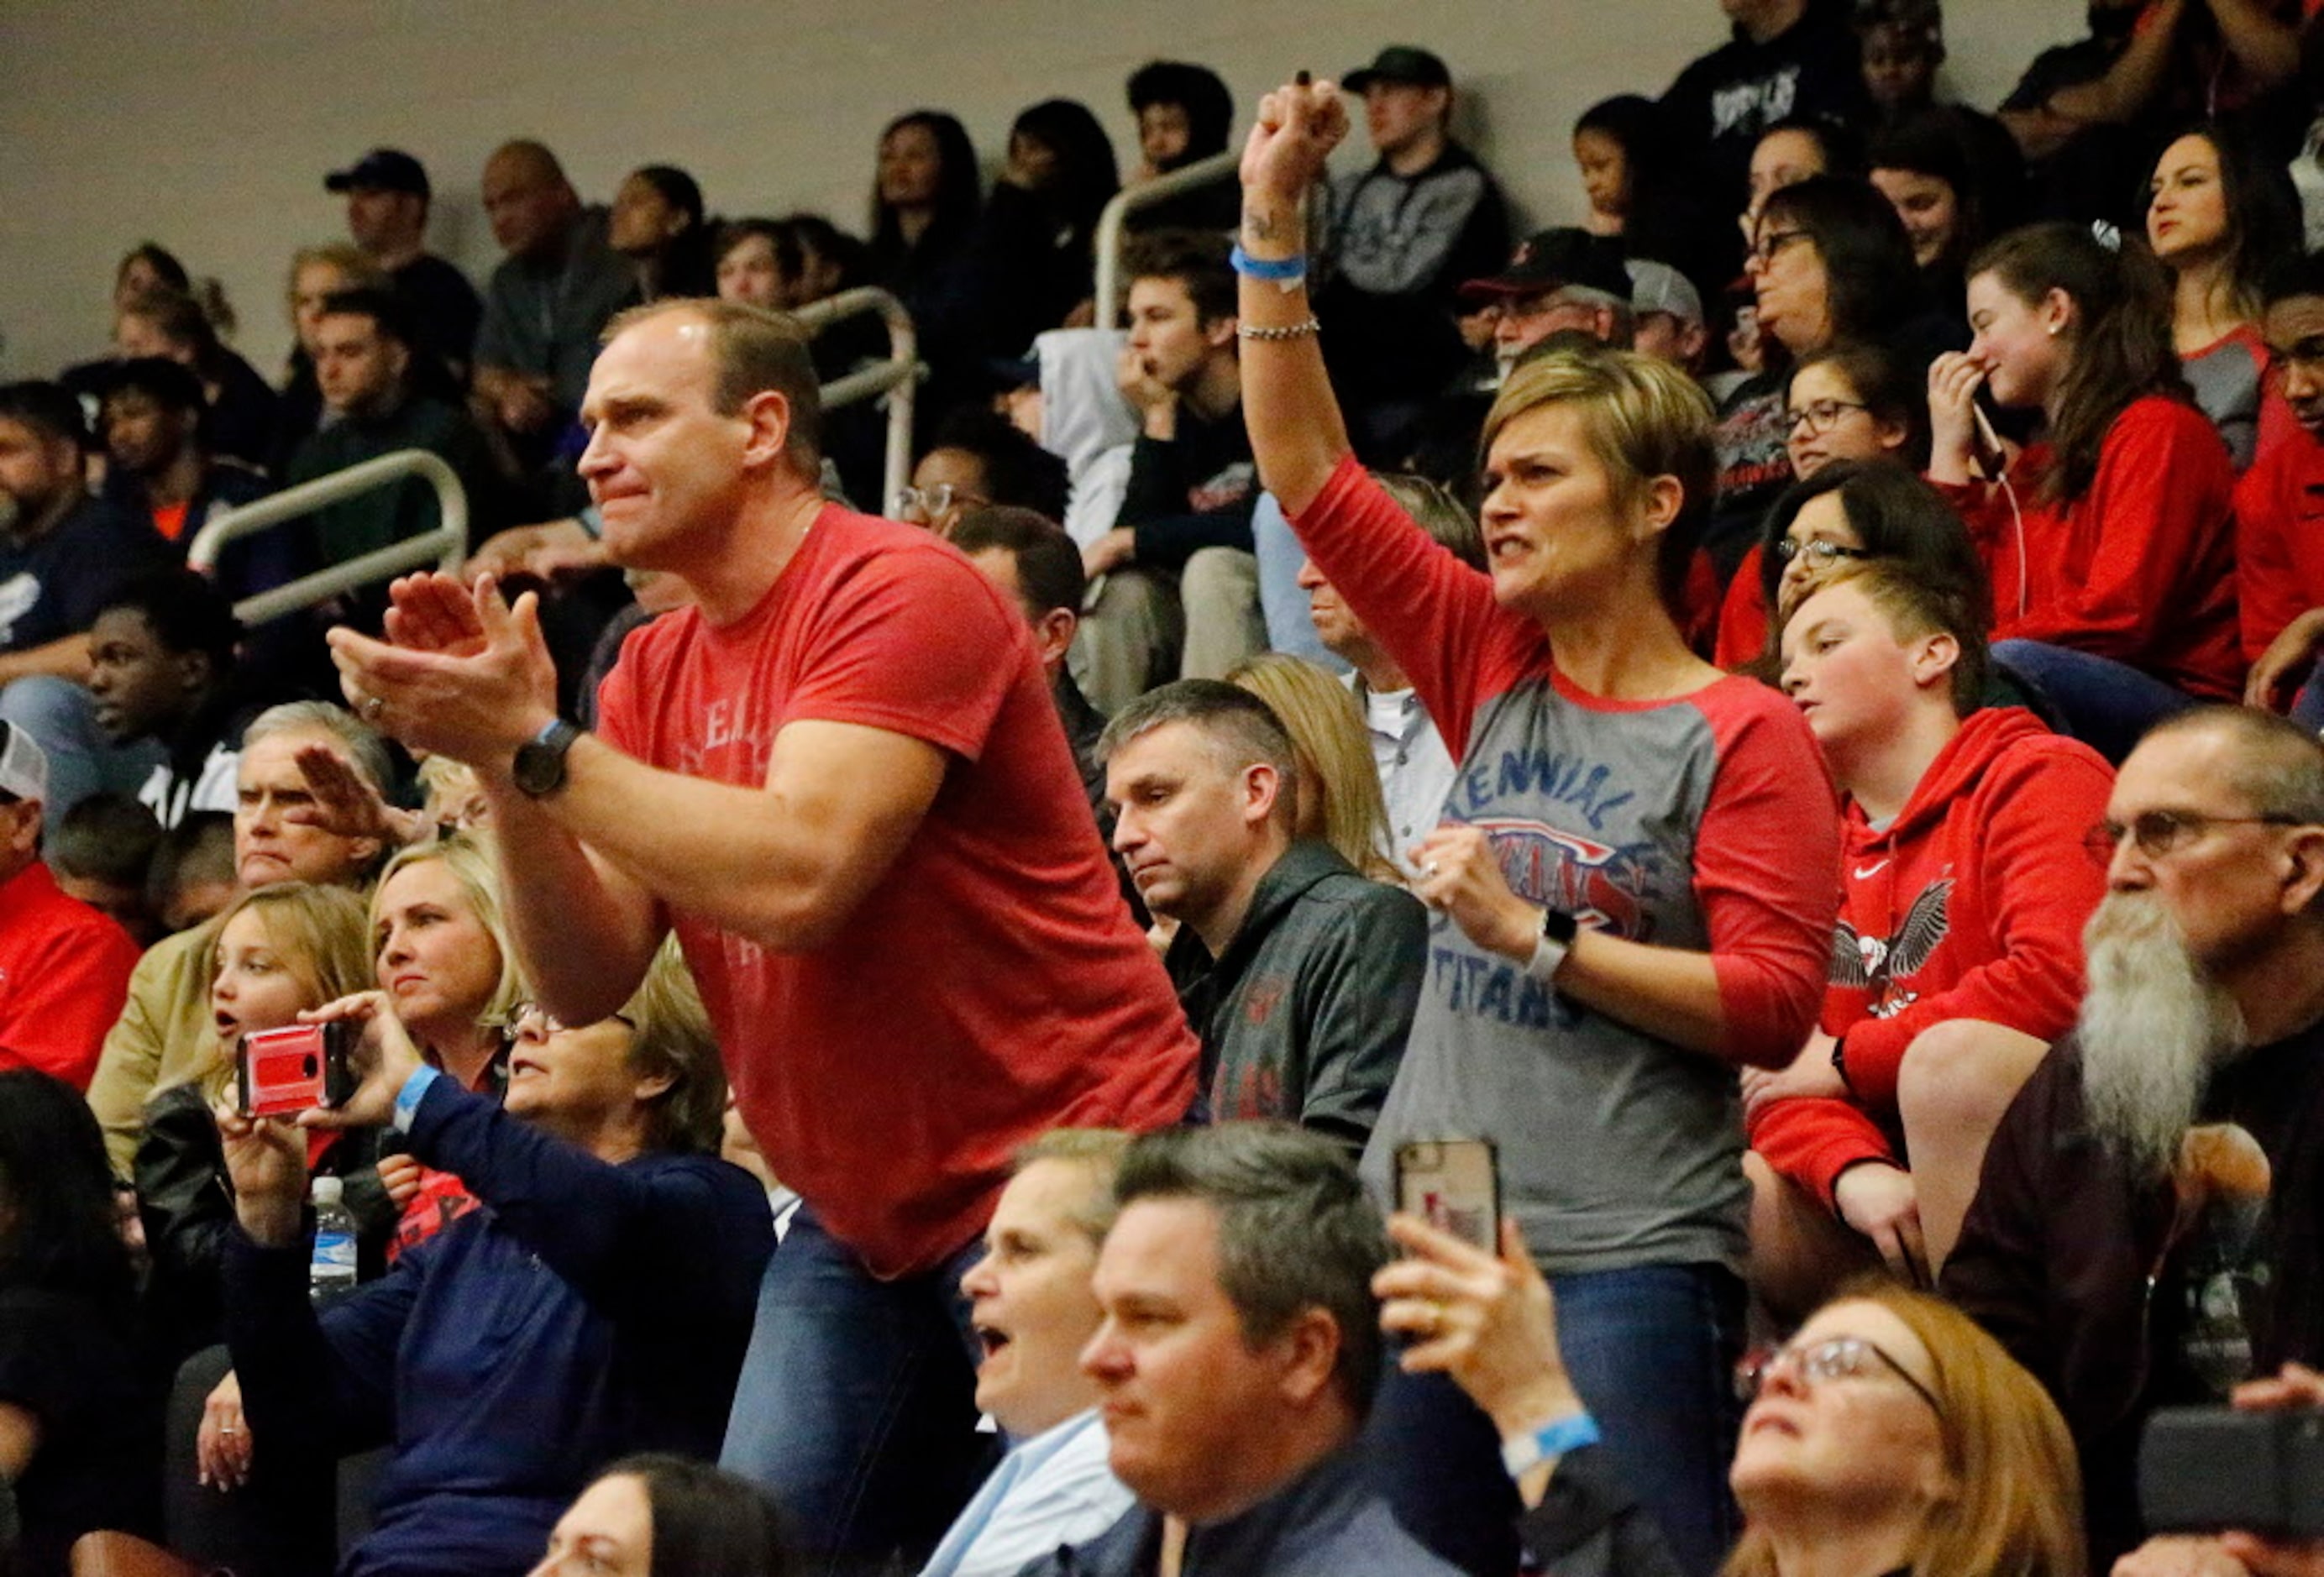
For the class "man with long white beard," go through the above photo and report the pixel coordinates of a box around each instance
[1944,706,2324,1575]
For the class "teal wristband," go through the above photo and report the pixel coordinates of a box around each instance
[1500,1412,1600,1479]
[393,1064,443,1134]
[1230,244,1307,281]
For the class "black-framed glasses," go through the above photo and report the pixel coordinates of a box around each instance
[1772,537,1870,568]
[2082,809,2306,863]
[1750,229,1814,268]
[1736,1335,1944,1417]
[1782,398,1868,435]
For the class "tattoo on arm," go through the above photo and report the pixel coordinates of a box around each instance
[1241,207,1306,253]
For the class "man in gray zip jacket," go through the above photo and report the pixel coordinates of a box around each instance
[1101,679,1426,1159]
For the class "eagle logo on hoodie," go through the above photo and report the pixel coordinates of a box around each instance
[1828,878,1952,1013]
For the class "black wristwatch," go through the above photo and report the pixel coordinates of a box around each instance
[1523,906,1581,984]
[512,719,585,798]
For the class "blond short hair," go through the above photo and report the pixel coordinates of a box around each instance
[1482,345,1717,610]
[616,937,726,1155]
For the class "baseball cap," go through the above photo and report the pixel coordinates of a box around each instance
[1344,46,1452,92]
[0,723,50,805]
[324,149,431,199]
[1459,229,1633,302]
[1627,259,1706,327]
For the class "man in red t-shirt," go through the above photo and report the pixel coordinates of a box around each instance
[328,299,1198,1569]
[0,723,139,1089]
[2239,257,2324,724]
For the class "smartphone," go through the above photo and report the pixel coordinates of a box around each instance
[2140,1407,2324,1538]
[1970,397,2009,478]
[238,1022,358,1119]
[1393,1138,1500,1252]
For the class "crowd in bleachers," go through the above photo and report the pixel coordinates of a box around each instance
[13,2,2324,1574]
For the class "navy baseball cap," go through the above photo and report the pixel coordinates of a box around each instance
[325,149,430,199]
[1344,46,1452,92]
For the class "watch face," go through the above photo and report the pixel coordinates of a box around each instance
[514,726,574,796]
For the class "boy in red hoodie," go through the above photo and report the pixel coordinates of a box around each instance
[1742,560,2113,1312]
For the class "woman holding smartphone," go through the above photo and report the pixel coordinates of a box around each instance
[1928,221,2239,761]
[1234,76,1840,1577]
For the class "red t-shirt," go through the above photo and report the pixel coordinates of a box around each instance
[595,507,1197,1276]
[0,862,140,1090]
[2235,422,2324,663]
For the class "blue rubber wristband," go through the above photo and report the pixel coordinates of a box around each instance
[393,1064,443,1134]
[1500,1412,1601,1479]
[1230,244,1307,281]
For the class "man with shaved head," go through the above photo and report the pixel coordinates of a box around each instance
[470,139,632,467]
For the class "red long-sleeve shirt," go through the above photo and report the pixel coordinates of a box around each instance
[1935,396,2243,699]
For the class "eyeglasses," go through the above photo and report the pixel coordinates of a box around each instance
[891,483,984,521]
[505,1002,635,1038]
[2081,809,2306,863]
[1735,1335,1944,1417]
[1749,229,1814,268]
[1782,398,1869,435]
[1772,537,1870,568]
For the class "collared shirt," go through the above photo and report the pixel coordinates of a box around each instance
[921,1409,1132,1577]
[1020,1443,1461,1575]
[1348,676,1456,879]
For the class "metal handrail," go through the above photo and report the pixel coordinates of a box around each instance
[185,448,466,626]
[1094,150,1242,326]
[791,285,920,509]
[182,291,918,627]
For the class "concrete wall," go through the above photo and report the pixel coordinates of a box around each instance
[0,0,2081,381]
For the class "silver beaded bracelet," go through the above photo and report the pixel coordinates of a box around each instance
[1237,317,1323,342]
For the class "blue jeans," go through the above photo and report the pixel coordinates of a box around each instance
[720,1207,995,1576]
[1367,1261,1744,1577]
[1251,493,1348,671]
[0,674,164,822]
[2292,658,2324,731]
[1990,639,2201,765]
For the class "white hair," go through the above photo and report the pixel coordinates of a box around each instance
[2077,893,2247,1181]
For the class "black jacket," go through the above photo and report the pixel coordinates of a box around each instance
[1944,1024,2324,1567]
[1162,841,1426,1160]
[134,1082,393,1363]
[1660,0,1872,219]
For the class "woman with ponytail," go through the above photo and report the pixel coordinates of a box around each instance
[1927,221,2238,760]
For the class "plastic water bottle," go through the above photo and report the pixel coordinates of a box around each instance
[309,1176,358,1305]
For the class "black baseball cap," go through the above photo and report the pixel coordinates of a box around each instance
[1344,46,1452,92]
[325,149,430,199]
[1459,229,1634,302]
